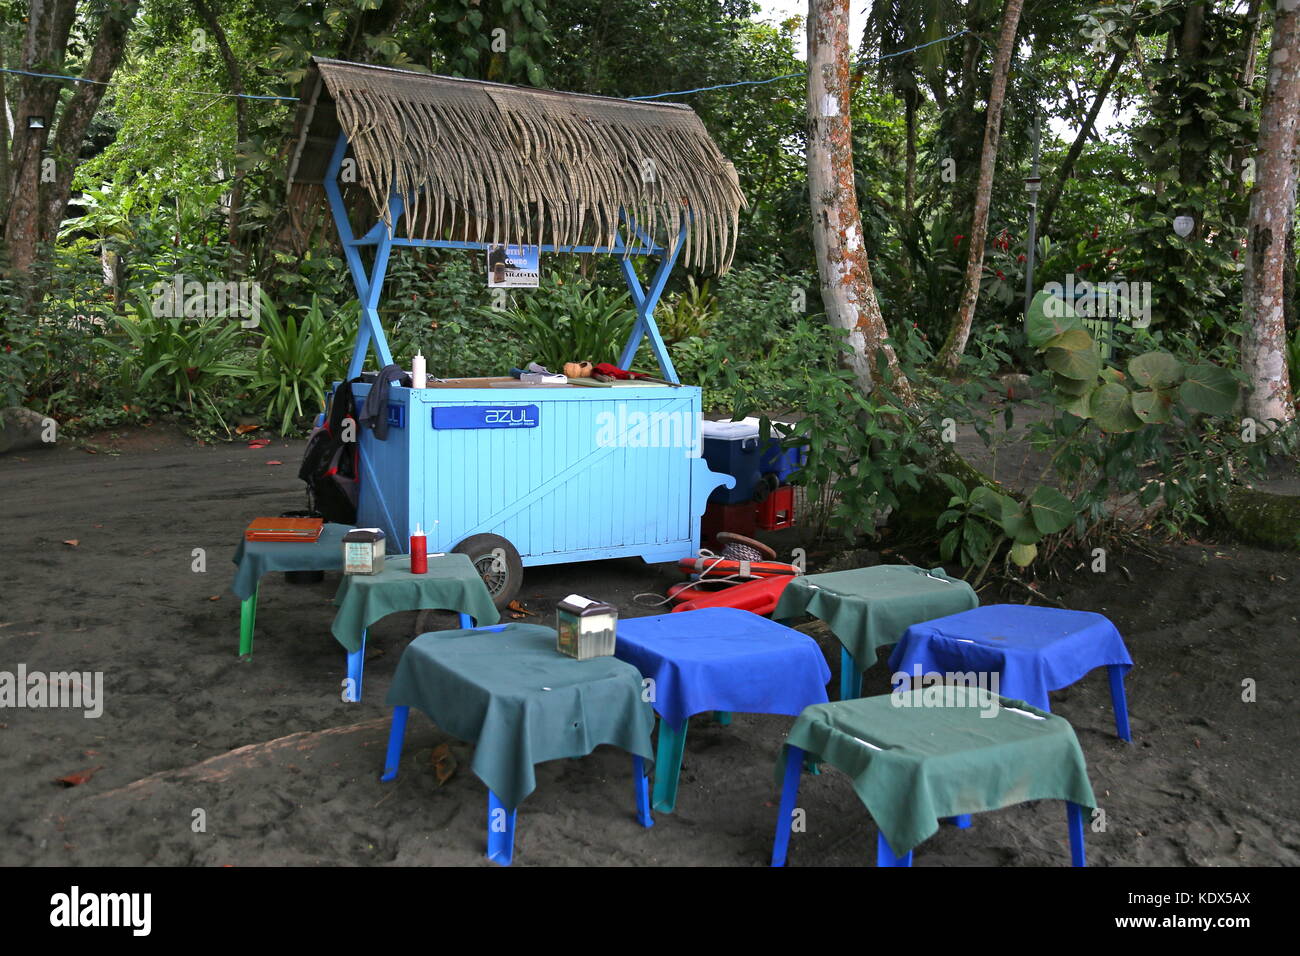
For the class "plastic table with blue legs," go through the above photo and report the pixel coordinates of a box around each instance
[330,552,500,702]
[772,565,980,701]
[769,688,1097,867]
[613,608,832,813]
[888,604,1134,741]
[379,623,657,865]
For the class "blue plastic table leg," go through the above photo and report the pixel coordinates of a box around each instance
[1107,664,1131,742]
[380,706,409,781]
[487,790,517,866]
[652,717,687,813]
[458,613,473,628]
[770,746,805,867]
[344,629,366,702]
[1067,801,1087,867]
[713,711,732,726]
[633,755,653,828]
[840,647,862,700]
[876,832,913,867]
[942,814,973,828]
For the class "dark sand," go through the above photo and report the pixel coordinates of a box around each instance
[2,427,1297,866]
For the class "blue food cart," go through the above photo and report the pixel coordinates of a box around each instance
[287,59,745,605]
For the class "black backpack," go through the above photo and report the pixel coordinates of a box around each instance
[298,379,360,524]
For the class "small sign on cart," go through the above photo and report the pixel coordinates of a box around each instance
[487,244,540,288]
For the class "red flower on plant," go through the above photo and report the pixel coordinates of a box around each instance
[996,270,1006,281]
[953,234,965,248]
[1017,253,1026,263]
[1092,225,1100,239]
[1078,263,1091,272]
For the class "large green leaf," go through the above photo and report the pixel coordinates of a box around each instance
[1009,541,1038,568]
[1128,350,1183,389]
[1052,373,1094,396]
[1044,340,1102,381]
[1042,328,1094,352]
[969,485,1009,519]
[1060,391,1093,419]
[1131,388,1175,424]
[1090,382,1144,432]
[1179,363,1238,415]
[1026,291,1084,348]
[998,499,1042,544]
[1029,485,1075,534]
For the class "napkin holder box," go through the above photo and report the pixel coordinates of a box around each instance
[556,595,617,660]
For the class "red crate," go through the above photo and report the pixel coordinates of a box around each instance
[755,484,795,531]
[701,499,757,547]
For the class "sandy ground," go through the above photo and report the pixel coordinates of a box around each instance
[1,425,1297,867]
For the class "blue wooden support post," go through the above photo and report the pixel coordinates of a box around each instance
[323,131,396,378]
[616,216,686,383]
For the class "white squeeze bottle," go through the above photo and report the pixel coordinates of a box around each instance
[411,351,426,389]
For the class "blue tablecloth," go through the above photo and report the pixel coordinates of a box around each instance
[614,607,832,730]
[887,604,1133,711]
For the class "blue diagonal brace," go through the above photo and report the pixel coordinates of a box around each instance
[324,132,396,379]
[616,221,684,383]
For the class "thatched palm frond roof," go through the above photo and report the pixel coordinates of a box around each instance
[288,58,745,272]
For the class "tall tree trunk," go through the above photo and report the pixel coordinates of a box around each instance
[1232,0,1265,197]
[1177,1,1207,230]
[38,2,139,246]
[1242,0,1300,428]
[0,41,10,223]
[903,85,917,225]
[806,0,911,402]
[193,0,247,263]
[3,0,78,279]
[1038,35,1132,238]
[1240,0,1264,108]
[936,0,1025,371]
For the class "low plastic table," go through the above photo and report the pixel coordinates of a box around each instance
[380,623,656,865]
[771,687,1097,867]
[774,565,978,700]
[614,607,832,813]
[230,523,351,657]
[331,553,500,701]
[888,604,1134,740]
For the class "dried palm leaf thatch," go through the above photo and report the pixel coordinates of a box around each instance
[289,58,746,273]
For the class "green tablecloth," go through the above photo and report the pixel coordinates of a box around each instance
[230,523,351,600]
[779,687,1096,855]
[774,565,978,668]
[386,623,656,809]
[330,553,500,653]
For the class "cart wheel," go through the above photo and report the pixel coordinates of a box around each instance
[452,534,523,610]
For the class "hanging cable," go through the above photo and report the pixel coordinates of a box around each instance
[627,28,971,100]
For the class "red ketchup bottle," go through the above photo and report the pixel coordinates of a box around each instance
[410,524,428,574]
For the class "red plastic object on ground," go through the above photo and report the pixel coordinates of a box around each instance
[756,484,795,531]
[677,556,800,580]
[701,499,757,546]
[672,574,795,616]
